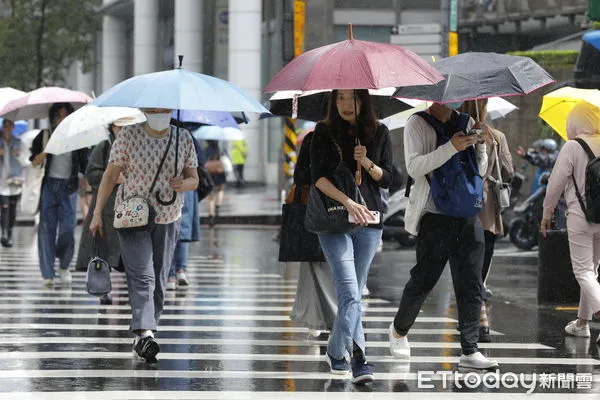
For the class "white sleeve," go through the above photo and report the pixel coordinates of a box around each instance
[404,115,457,178]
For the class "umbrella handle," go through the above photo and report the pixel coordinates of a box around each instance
[155,190,177,206]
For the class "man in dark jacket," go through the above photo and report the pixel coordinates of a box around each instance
[29,102,88,286]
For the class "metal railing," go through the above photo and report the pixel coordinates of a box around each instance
[459,0,588,26]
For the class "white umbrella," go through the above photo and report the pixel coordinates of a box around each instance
[193,125,244,141]
[0,88,26,112]
[381,97,518,131]
[44,106,145,155]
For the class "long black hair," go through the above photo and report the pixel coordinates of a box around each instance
[48,102,74,128]
[323,89,379,144]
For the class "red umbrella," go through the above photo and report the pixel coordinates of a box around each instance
[264,25,443,93]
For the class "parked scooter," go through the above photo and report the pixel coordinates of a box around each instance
[508,172,566,250]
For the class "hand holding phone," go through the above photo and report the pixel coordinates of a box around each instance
[348,210,380,225]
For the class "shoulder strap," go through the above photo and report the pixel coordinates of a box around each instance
[573,138,596,160]
[149,130,173,195]
[456,112,471,133]
[571,138,592,214]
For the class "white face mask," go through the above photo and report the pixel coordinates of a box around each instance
[144,112,171,131]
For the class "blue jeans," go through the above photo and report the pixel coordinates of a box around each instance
[169,241,189,278]
[318,227,382,360]
[38,178,77,279]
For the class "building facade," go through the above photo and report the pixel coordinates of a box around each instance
[83,0,587,185]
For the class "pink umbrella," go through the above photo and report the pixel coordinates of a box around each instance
[264,25,443,93]
[0,87,92,120]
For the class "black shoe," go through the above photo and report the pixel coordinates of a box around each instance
[0,237,7,248]
[133,336,160,363]
[479,326,491,343]
[99,294,112,305]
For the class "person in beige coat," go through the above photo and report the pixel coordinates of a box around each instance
[460,99,513,342]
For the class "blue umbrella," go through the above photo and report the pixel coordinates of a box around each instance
[173,110,238,128]
[0,118,28,136]
[92,64,269,114]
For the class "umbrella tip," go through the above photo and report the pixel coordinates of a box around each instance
[178,55,184,68]
[348,23,353,40]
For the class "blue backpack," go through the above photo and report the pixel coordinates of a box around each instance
[416,111,484,218]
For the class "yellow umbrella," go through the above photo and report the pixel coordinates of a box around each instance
[539,86,600,140]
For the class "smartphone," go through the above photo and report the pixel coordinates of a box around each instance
[348,211,381,224]
[465,127,483,136]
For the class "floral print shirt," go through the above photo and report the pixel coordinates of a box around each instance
[109,123,198,224]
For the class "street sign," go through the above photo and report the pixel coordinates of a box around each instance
[450,0,458,32]
[391,23,443,60]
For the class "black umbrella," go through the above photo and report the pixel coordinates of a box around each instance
[268,90,411,122]
[392,52,555,103]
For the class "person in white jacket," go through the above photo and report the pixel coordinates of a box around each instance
[388,102,499,370]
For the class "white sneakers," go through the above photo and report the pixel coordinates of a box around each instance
[458,351,499,369]
[565,320,591,338]
[176,271,189,286]
[43,279,53,287]
[389,323,410,359]
[166,278,177,291]
[59,269,72,285]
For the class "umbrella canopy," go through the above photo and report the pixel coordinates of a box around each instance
[0,88,26,112]
[263,26,443,92]
[93,67,270,115]
[392,52,554,103]
[539,86,600,140]
[193,125,244,141]
[382,97,518,130]
[173,109,238,128]
[44,106,145,155]
[268,88,411,121]
[0,87,92,120]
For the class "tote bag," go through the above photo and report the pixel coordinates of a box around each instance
[279,184,325,262]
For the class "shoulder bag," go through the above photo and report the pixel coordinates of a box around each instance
[304,134,365,234]
[490,138,510,209]
[113,130,173,231]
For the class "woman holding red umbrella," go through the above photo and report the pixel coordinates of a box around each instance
[310,89,393,384]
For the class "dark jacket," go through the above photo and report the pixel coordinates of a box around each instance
[309,122,394,229]
[29,128,88,193]
[75,138,120,271]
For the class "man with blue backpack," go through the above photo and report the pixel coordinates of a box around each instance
[388,102,499,370]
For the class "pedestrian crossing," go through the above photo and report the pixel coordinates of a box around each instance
[0,229,599,398]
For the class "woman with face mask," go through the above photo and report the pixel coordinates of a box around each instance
[30,102,88,286]
[90,108,199,363]
[310,89,394,384]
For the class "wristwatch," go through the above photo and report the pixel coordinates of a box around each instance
[368,162,375,172]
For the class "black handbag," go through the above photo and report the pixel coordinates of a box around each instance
[305,136,364,234]
[196,165,214,201]
[278,185,325,262]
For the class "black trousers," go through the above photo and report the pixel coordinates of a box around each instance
[0,194,20,237]
[234,164,245,184]
[482,230,497,300]
[393,213,485,355]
